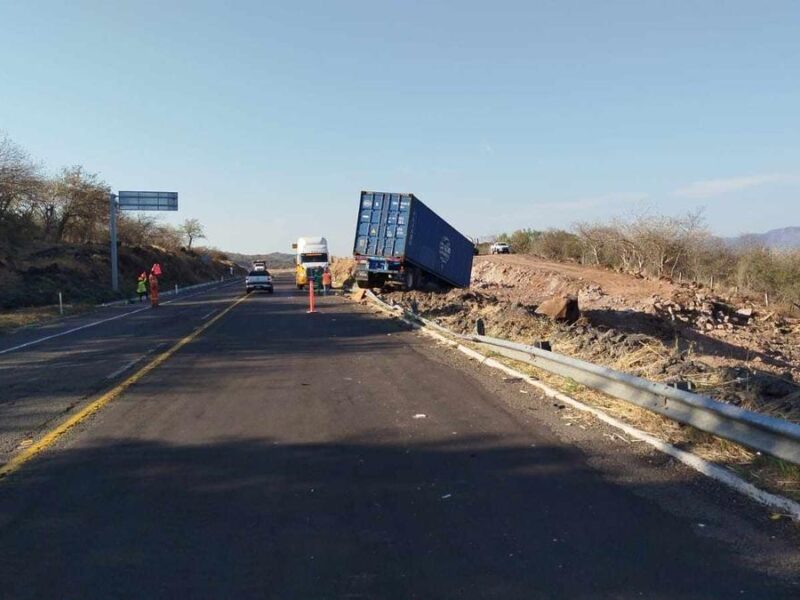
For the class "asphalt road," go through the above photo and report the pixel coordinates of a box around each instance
[0,280,243,462]
[1,275,799,598]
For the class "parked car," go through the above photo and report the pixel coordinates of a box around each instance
[245,270,274,294]
[490,242,511,254]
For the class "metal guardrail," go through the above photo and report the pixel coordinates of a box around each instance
[366,290,800,465]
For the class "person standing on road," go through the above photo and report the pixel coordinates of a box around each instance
[136,273,148,303]
[322,268,332,296]
[148,270,160,308]
[311,268,322,293]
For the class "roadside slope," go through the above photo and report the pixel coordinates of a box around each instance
[0,241,245,311]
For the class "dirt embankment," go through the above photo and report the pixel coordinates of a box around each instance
[382,255,800,421]
[329,257,356,288]
[0,242,245,309]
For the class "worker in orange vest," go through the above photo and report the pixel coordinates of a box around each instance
[149,270,160,308]
[322,268,332,295]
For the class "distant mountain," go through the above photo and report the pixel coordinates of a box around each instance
[724,227,800,250]
[226,251,296,269]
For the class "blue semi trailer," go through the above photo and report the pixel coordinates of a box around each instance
[352,191,474,290]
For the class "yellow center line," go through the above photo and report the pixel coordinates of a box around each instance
[0,292,251,481]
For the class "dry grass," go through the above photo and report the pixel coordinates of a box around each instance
[486,349,800,502]
[0,304,88,334]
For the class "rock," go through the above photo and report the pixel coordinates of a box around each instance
[535,295,580,324]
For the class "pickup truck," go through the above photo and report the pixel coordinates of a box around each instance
[245,270,274,294]
[490,242,511,254]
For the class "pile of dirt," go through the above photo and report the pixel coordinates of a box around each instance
[0,242,245,309]
[330,257,356,289]
[382,255,800,421]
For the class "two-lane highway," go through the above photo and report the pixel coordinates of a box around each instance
[1,275,799,598]
[0,280,243,462]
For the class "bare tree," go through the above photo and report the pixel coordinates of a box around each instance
[117,213,158,246]
[574,222,619,266]
[33,166,109,243]
[0,134,42,224]
[151,223,183,251]
[180,218,205,249]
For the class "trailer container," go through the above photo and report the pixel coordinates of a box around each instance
[352,191,474,289]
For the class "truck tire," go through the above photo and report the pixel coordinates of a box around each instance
[404,269,416,290]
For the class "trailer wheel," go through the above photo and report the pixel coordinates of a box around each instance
[404,269,417,290]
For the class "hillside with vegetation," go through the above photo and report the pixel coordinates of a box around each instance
[226,251,296,270]
[0,135,243,311]
[490,212,800,308]
[725,227,800,251]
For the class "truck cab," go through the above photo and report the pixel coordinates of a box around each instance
[293,237,329,289]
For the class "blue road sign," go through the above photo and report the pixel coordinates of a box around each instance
[118,191,178,211]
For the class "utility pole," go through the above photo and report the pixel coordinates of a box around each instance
[110,193,119,291]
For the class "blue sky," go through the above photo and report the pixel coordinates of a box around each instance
[2,1,799,254]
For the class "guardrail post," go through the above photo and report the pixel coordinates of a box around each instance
[475,318,485,336]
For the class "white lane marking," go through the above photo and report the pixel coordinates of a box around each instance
[200,309,218,321]
[0,307,151,356]
[106,355,147,380]
[0,280,241,356]
[105,342,169,380]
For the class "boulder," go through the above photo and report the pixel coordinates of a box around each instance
[535,295,580,324]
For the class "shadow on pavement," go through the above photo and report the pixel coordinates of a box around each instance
[1,436,797,599]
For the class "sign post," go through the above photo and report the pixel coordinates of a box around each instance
[109,191,178,292]
[110,193,119,291]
